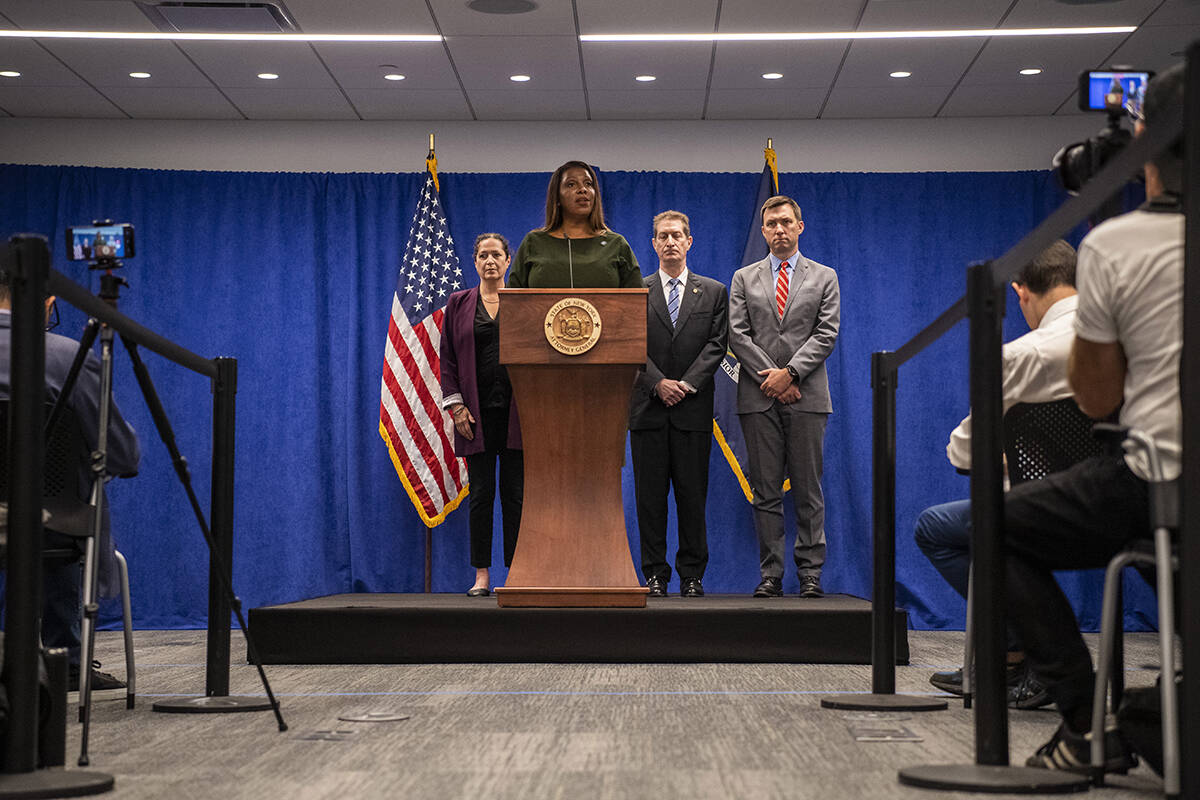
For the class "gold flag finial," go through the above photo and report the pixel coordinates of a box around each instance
[426,132,439,191]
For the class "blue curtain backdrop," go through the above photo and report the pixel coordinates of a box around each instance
[0,162,1156,632]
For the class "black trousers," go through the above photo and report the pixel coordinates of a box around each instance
[630,424,711,583]
[465,407,523,569]
[1003,454,1149,717]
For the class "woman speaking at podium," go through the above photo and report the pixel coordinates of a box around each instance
[440,233,524,597]
[509,160,642,288]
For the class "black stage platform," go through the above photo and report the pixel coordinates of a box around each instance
[248,593,910,665]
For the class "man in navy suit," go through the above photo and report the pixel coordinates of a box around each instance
[629,211,729,597]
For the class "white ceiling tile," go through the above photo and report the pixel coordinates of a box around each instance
[821,84,949,118]
[1106,23,1200,72]
[717,0,863,32]
[39,39,213,88]
[427,0,575,36]
[588,89,704,119]
[283,0,437,34]
[446,35,581,91]
[961,34,1120,84]
[469,89,586,120]
[221,87,358,119]
[176,41,336,89]
[0,85,125,117]
[940,81,1077,116]
[576,0,719,33]
[859,0,1012,30]
[0,38,89,86]
[98,86,243,119]
[0,0,154,30]
[345,88,472,120]
[1003,0,1162,28]
[582,42,711,91]
[705,87,826,119]
[312,42,459,90]
[710,41,848,89]
[836,39,982,87]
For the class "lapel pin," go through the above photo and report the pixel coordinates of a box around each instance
[692,287,699,293]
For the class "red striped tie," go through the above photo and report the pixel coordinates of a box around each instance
[775,261,789,317]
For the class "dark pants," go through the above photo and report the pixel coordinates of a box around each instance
[1003,454,1149,718]
[0,531,83,667]
[464,407,523,569]
[630,424,711,583]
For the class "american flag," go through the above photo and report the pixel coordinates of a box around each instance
[379,155,468,527]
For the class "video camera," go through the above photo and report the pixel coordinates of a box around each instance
[65,220,135,265]
[1052,69,1153,194]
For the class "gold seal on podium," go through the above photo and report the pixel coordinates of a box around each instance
[544,298,602,355]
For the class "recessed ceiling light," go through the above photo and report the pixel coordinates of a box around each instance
[129,71,151,78]
[257,72,279,80]
[384,73,405,81]
[0,70,19,77]
[762,72,783,80]
[635,74,656,82]
[890,70,912,78]
[509,74,531,82]
[1019,67,1043,76]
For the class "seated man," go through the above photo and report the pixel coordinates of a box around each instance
[1004,63,1184,773]
[915,240,1077,709]
[0,270,141,691]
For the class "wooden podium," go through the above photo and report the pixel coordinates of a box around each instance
[494,288,649,608]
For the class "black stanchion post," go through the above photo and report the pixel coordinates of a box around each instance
[897,262,1087,793]
[1180,39,1199,800]
[0,235,114,796]
[206,356,236,697]
[819,351,945,712]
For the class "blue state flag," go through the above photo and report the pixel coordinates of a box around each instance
[713,147,778,502]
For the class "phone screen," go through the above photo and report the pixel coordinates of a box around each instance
[1079,70,1152,115]
[65,224,134,261]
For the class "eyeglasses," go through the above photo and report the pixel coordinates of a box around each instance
[45,300,60,331]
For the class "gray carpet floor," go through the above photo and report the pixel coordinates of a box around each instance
[47,628,1169,799]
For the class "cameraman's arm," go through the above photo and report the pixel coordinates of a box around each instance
[1068,335,1125,419]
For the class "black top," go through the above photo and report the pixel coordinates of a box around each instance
[473,293,511,411]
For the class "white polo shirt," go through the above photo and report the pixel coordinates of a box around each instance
[1074,208,1184,481]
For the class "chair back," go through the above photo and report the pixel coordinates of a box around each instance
[1003,398,1105,486]
[0,399,92,535]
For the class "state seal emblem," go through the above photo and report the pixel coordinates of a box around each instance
[544,298,602,355]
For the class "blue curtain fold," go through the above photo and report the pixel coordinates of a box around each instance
[0,162,1155,632]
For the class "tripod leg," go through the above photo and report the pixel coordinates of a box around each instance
[45,319,100,438]
[121,338,287,731]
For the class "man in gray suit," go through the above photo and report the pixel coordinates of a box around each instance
[729,195,840,598]
[630,210,729,597]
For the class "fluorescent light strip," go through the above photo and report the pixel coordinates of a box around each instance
[581,26,1135,42]
[0,30,441,42]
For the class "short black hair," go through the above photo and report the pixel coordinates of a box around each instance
[1013,239,1076,294]
[1143,62,1185,192]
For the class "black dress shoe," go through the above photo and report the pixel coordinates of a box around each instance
[645,575,668,597]
[752,576,782,597]
[680,577,704,597]
[798,575,824,597]
[466,587,490,597]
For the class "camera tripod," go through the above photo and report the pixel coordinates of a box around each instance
[46,261,286,767]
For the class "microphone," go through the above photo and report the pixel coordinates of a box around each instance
[566,233,574,289]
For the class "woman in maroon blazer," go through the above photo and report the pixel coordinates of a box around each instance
[439,233,523,596]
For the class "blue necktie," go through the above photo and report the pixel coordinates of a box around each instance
[667,278,681,327]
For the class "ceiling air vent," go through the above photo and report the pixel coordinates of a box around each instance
[134,2,300,33]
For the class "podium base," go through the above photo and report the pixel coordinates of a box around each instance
[495,587,648,608]
[152,695,274,714]
[0,769,113,799]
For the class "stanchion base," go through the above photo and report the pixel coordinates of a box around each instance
[0,769,113,799]
[152,695,274,714]
[820,693,948,711]
[898,764,1089,793]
